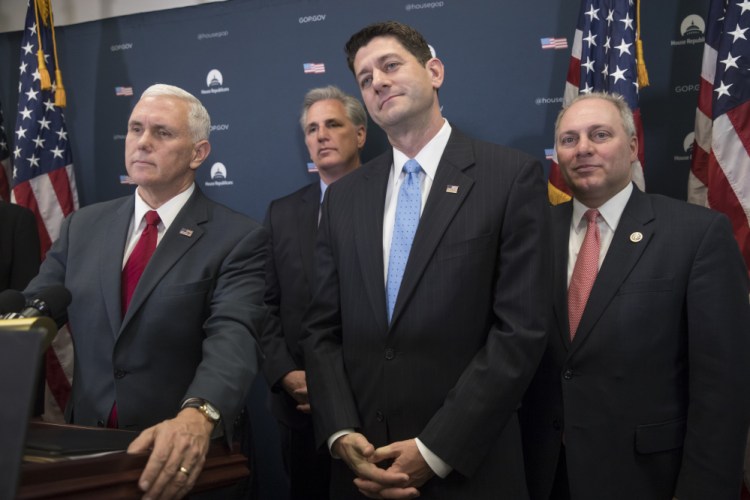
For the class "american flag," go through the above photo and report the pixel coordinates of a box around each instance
[115,86,134,96]
[689,0,750,272]
[0,103,10,201]
[13,0,79,422]
[541,37,569,50]
[303,62,326,74]
[548,0,647,204]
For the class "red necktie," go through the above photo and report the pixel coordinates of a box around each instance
[568,209,600,340]
[109,210,160,428]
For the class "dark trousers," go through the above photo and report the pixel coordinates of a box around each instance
[278,420,330,500]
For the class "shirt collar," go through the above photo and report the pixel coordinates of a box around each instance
[319,178,328,204]
[134,183,195,231]
[392,119,451,181]
[572,182,633,233]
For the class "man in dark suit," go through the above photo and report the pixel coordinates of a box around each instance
[260,85,367,499]
[0,201,40,292]
[303,21,550,499]
[521,92,750,499]
[24,84,267,500]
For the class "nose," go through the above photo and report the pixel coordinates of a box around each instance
[316,126,329,142]
[576,135,593,156]
[371,68,388,91]
[136,130,153,150]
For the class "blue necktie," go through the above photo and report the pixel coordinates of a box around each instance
[387,159,422,322]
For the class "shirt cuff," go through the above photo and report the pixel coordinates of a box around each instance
[327,429,355,458]
[415,438,452,478]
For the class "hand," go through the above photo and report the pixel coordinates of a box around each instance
[354,439,432,498]
[281,370,310,413]
[127,408,214,499]
[333,433,415,498]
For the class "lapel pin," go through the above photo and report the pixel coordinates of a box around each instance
[446,185,459,194]
[179,228,194,237]
[629,231,643,243]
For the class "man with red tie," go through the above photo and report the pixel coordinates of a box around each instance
[24,84,267,500]
[521,92,750,499]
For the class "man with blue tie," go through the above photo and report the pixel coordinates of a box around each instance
[303,21,551,499]
[260,85,367,499]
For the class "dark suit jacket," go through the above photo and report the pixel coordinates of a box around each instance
[0,202,40,291]
[260,182,320,429]
[521,187,750,500]
[303,129,551,499]
[24,187,267,441]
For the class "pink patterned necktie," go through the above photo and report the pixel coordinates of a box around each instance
[568,209,600,340]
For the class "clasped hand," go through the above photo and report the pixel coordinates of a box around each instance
[333,433,435,499]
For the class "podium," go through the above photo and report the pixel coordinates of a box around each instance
[18,422,250,499]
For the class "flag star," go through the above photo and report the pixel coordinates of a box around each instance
[615,39,633,56]
[28,22,37,36]
[714,80,733,98]
[32,136,46,149]
[38,116,51,130]
[16,126,27,140]
[601,64,610,78]
[610,65,628,83]
[583,31,597,46]
[582,56,595,73]
[585,5,599,21]
[604,36,611,53]
[50,146,65,159]
[721,51,741,70]
[738,0,750,14]
[44,53,50,63]
[606,9,615,25]
[43,99,55,112]
[27,154,40,168]
[19,107,33,120]
[21,42,34,55]
[51,81,57,92]
[0,139,6,151]
[19,61,28,74]
[25,88,39,101]
[620,13,634,30]
[18,81,22,93]
[581,82,593,94]
[56,128,68,141]
[13,146,22,159]
[13,165,17,178]
[729,24,748,42]
[32,69,41,81]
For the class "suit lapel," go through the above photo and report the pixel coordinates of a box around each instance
[552,203,573,349]
[354,153,390,333]
[298,183,321,290]
[101,197,134,337]
[390,130,475,327]
[571,187,655,350]
[120,188,206,333]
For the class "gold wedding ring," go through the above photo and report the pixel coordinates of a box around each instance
[179,466,190,476]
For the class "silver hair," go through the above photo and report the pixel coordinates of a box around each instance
[299,85,367,131]
[140,83,211,142]
[555,91,636,138]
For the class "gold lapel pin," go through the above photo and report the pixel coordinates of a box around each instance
[629,231,643,243]
[446,185,459,194]
[179,228,194,237]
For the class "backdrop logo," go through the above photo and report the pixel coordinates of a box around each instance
[201,69,230,94]
[405,2,444,11]
[197,30,229,41]
[299,14,326,23]
[671,15,705,46]
[541,37,568,50]
[210,123,230,132]
[674,132,695,161]
[675,83,700,94]
[303,62,326,74]
[205,162,234,187]
[110,43,133,52]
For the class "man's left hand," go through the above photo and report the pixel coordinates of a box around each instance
[127,408,214,499]
[354,439,434,499]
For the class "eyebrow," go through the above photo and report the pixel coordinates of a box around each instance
[355,52,401,80]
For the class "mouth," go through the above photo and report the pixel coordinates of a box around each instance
[318,148,336,156]
[379,94,400,110]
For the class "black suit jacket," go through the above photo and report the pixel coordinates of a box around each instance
[303,129,551,499]
[0,202,40,291]
[521,187,750,500]
[260,182,320,429]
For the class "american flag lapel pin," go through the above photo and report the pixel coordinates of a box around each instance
[446,185,459,194]
[179,228,194,237]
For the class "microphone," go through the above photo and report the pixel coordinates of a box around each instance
[3,285,72,320]
[0,289,26,315]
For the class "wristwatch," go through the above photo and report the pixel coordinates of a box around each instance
[182,398,221,425]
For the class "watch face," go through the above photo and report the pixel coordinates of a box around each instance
[202,403,220,421]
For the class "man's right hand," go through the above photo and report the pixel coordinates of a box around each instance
[281,370,310,413]
[333,433,416,499]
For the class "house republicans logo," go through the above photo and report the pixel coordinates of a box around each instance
[205,162,234,187]
[674,132,695,161]
[671,15,705,46]
[201,69,230,95]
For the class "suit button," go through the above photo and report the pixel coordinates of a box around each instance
[376,410,384,422]
[553,418,562,431]
[114,369,127,379]
[384,348,395,360]
[563,369,573,380]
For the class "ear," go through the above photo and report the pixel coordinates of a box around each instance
[426,58,444,91]
[356,125,366,149]
[190,140,211,170]
[629,134,638,163]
